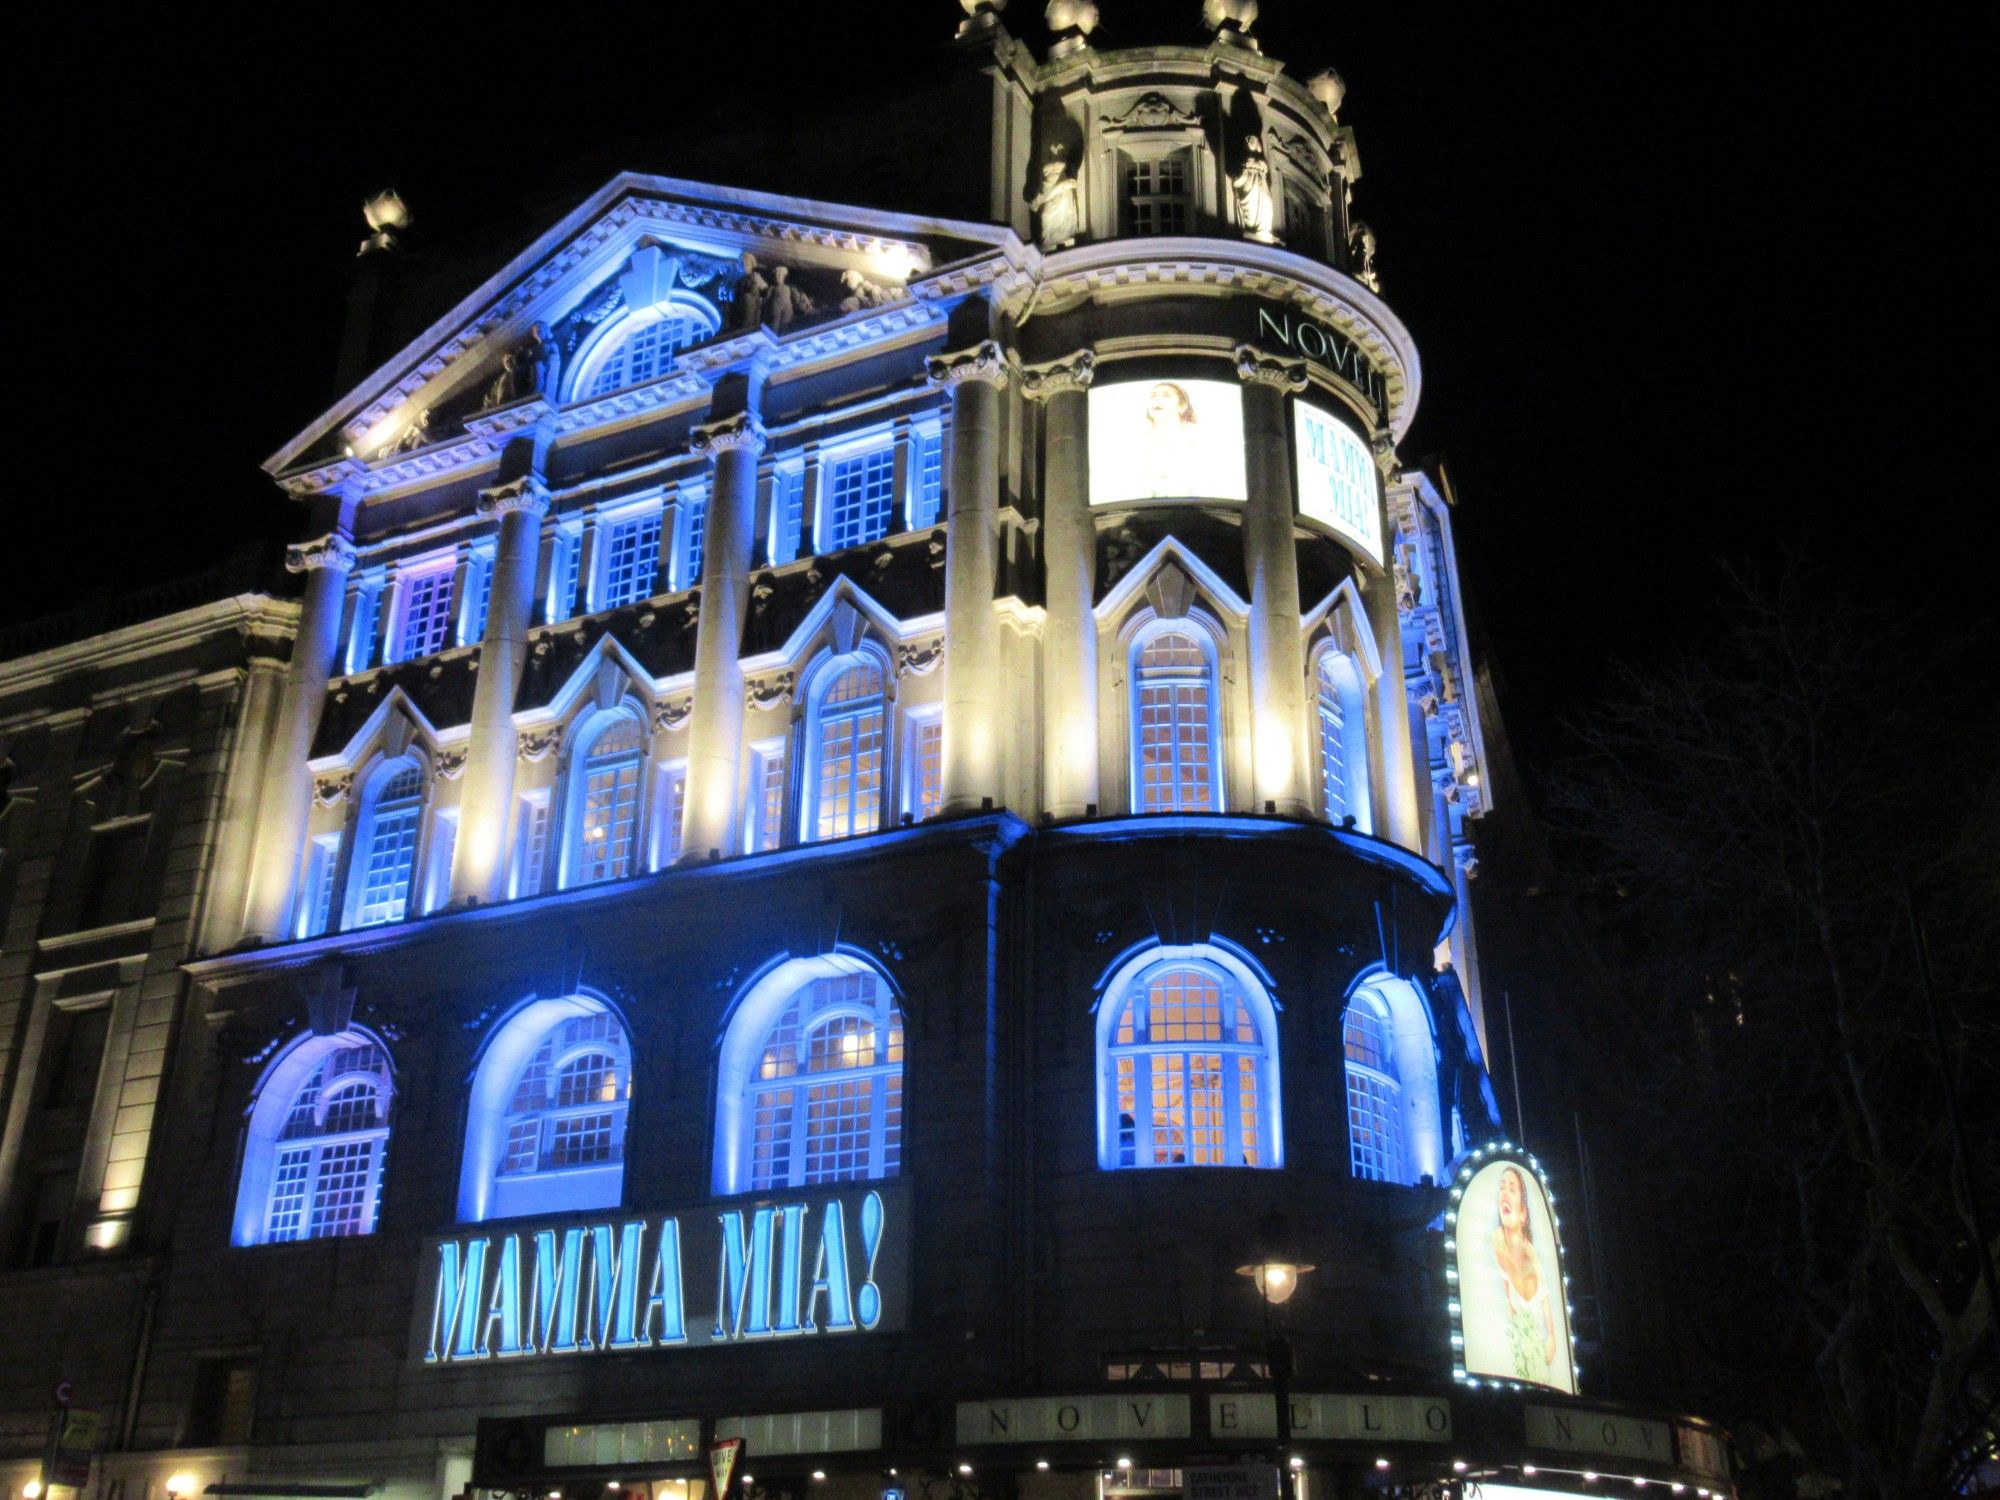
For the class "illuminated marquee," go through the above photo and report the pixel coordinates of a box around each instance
[419,1185,905,1364]
[1292,402,1383,565]
[1443,1144,1579,1395]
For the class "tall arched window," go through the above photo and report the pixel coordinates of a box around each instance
[1130,624,1221,813]
[1098,951,1280,1170]
[1342,977,1446,1186]
[713,955,904,1196]
[1315,647,1372,832]
[565,712,646,887]
[804,654,887,842]
[232,1032,393,1246]
[1344,992,1404,1181]
[459,996,632,1223]
[347,759,424,928]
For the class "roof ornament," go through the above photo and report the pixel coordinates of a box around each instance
[358,190,410,257]
[1201,0,1259,48]
[1045,0,1098,54]
[957,0,1007,35]
[1308,69,1346,121]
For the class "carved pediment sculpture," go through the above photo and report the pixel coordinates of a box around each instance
[1102,92,1201,133]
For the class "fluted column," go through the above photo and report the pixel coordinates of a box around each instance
[1235,345,1312,818]
[241,531,357,941]
[679,413,764,861]
[927,341,1010,816]
[1023,350,1097,819]
[450,477,550,903]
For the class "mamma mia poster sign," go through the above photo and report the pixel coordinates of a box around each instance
[415,1182,908,1364]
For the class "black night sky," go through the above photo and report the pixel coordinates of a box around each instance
[12,9,1981,765]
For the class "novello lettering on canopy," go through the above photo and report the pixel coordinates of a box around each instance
[1253,304,1389,415]
[417,1185,905,1364]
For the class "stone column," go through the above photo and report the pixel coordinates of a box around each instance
[241,531,357,942]
[1022,350,1097,819]
[679,413,765,861]
[450,477,550,904]
[1235,345,1311,818]
[926,341,1010,816]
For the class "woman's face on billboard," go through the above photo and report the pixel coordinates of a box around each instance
[1148,383,1188,425]
[1498,1168,1526,1230]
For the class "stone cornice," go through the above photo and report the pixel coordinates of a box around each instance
[691,413,767,457]
[462,396,558,440]
[1234,344,1309,392]
[1018,349,1098,401]
[926,341,1010,390]
[0,595,298,701]
[1014,236,1419,437]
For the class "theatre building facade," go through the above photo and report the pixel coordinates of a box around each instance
[0,9,1732,1500]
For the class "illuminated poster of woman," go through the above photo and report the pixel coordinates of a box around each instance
[1085,378,1248,505]
[1141,382,1199,497]
[1453,1155,1576,1393]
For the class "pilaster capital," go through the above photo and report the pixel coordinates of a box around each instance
[691,412,767,457]
[1233,344,1309,393]
[1019,349,1097,402]
[926,340,1010,391]
[285,532,358,576]
[477,475,553,520]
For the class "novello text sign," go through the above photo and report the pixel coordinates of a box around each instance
[418,1184,906,1363]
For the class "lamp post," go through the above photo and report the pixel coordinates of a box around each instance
[1237,1214,1313,1500]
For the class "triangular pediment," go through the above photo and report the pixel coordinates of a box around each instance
[268,174,1024,481]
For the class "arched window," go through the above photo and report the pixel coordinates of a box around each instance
[570,301,720,400]
[564,712,646,887]
[1342,977,1446,1186]
[804,654,887,842]
[232,1032,393,1246]
[1344,992,1404,1181]
[1098,952,1280,1170]
[1130,624,1222,813]
[347,759,424,928]
[1315,647,1372,832]
[459,996,631,1223]
[713,955,904,1195]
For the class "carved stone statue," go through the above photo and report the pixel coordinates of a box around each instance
[480,351,523,410]
[527,321,562,397]
[1232,137,1277,243]
[388,407,431,455]
[766,264,815,332]
[1350,221,1380,291]
[1031,154,1083,250]
[838,268,892,314]
[732,252,769,330]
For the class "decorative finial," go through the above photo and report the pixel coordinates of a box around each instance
[1308,69,1346,121]
[1202,0,1259,41]
[358,189,410,257]
[1046,0,1098,52]
[958,0,1007,35]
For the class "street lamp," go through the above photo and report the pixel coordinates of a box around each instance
[1237,1213,1314,1500]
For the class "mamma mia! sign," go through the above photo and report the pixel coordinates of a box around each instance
[417,1184,907,1364]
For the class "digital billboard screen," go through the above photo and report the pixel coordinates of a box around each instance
[1088,379,1248,506]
